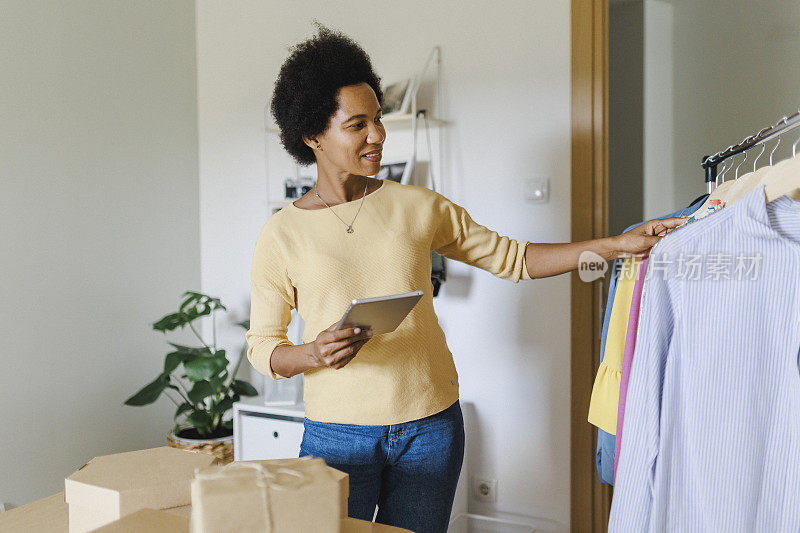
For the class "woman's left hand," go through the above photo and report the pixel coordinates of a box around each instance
[613,217,687,258]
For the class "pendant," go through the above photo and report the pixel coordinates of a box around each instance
[346,227,354,234]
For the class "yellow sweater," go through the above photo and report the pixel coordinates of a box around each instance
[246,179,532,425]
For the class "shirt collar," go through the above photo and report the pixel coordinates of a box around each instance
[745,184,800,251]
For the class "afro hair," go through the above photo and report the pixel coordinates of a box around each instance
[270,24,384,166]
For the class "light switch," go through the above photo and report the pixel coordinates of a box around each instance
[525,178,549,203]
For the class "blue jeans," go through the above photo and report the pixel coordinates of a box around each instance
[299,400,465,533]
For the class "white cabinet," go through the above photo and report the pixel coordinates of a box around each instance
[233,397,305,461]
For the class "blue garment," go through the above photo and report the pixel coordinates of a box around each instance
[596,195,708,484]
[300,400,464,533]
[595,262,620,485]
[609,186,800,531]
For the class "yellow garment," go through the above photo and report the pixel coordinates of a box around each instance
[246,179,532,425]
[588,257,641,434]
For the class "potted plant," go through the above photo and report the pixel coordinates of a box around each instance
[124,291,258,463]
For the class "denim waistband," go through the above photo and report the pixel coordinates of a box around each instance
[303,400,461,436]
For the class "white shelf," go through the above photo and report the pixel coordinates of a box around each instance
[265,113,446,133]
[235,396,305,418]
[380,113,447,127]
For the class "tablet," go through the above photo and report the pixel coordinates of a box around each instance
[333,290,424,335]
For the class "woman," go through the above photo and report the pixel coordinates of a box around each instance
[246,26,683,532]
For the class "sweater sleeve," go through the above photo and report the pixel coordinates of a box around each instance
[431,192,532,282]
[245,218,296,380]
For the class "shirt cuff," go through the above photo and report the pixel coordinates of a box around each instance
[521,242,533,280]
[267,342,294,380]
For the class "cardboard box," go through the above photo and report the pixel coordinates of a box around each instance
[64,446,216,533]
[168,508,410,532]
[88,508,189,532]
[190,457,344,533]
[162,504,192,518]
[0,492,411,533]
[242,458,349,517]
[0,492,67,533]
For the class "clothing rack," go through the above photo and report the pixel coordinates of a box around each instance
[701,108,800,194]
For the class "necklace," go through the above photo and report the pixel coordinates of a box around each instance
[315,178,369,234]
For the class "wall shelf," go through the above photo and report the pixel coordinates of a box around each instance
[265,112,446,133]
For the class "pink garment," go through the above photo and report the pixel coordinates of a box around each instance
[613,257,648,481]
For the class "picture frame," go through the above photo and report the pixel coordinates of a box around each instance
[373,159,415,185]
[381,78,414,116]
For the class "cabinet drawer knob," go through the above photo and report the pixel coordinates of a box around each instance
[273,431,279,438]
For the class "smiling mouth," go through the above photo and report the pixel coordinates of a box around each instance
[362,151,382,162]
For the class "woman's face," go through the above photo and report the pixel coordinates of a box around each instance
[309,82,386,177]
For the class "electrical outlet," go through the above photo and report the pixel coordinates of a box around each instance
[473,477,497,503]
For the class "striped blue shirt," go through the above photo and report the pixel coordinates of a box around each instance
[609,185,800,531]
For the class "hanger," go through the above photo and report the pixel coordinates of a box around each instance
[685,157,727,208]
[721,118,793,205]
[769,130,782,166]
[723,133,780,206]
[687,193,709,208]
[690,113,800,216]
[763,156,800,201]
[763,120,800,201]
[717,153,733,185]
[752,138,767,172]
[734,143,750,180]
[686,147,743,220]
[704,119,800,209]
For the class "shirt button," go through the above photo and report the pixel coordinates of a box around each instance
[451,380,456,385]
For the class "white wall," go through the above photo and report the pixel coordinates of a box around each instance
[196,0,571,528]
[610,0,676,226]
[642,0,674,220]
[609,0,644,235]
[0,1,200,507]
[669,0,800,208]
[612,0,800,220]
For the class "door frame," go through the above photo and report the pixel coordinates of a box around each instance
[571,0,612,531]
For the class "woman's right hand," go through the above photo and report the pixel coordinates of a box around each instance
[310,322,373,370]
